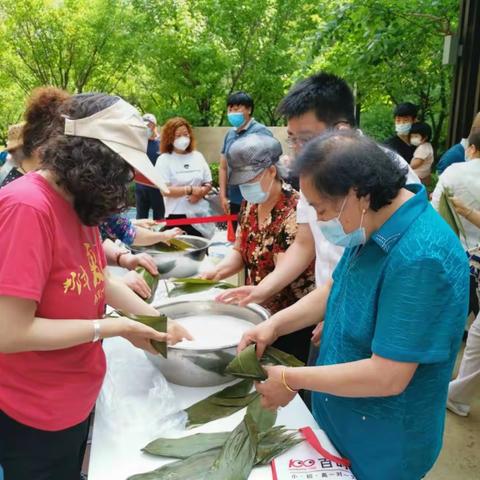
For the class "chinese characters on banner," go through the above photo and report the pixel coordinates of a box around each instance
[271,429,356,480]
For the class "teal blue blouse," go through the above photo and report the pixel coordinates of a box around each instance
[312,184,469,480]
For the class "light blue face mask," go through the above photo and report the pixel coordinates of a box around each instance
[395,123,411,135]
[317,197,366,248]
[239,172,273,204]
[228,112,245,128]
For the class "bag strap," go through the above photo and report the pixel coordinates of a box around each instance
[299,426,351,468]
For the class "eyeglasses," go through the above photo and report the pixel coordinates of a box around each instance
[286,135,315,149]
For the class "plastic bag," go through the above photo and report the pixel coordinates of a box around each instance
[96,337,186,445]
[190,203,217,239]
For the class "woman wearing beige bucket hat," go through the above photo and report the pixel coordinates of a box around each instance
[0,93,192,479]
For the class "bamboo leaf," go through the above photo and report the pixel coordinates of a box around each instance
[135,267,160,304]
[171,277,235,287]
[246,395,277,432]
[127,449,219,480]
[185,388,259,429]
[224,344,267,380]
[142,432,229,458]
[215,379,254,398]
[118,311,167,358]
[210,392,258,407]
[262,346,305,367]
[207,413,258,480]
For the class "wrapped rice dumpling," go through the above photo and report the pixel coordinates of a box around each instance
[135,267,159,303]
[225,344,304,380]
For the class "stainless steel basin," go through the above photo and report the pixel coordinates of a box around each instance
[145,300,270,387]
[130,235,210,279]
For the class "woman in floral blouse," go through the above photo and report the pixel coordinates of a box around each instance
[202,134,315,362]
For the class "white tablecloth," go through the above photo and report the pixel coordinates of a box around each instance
[87,337,321,480]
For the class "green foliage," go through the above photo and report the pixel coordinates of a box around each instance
[0,0,460,151]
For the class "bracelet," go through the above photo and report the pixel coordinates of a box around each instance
[188,185,193,195]
[281,367,298,393]
[116,249,130,267]
[92,320,102,342]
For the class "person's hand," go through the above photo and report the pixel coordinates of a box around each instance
[220,194,230,214]
[255,365,297,410]
[311,321,324,347]
[451,196,472,218]
[200,266,221,281]
[237,320,278,358]
[187,194,203,204]
[119,252,158,275]
[159,227,184,243]
[118,317,171,355]
[121,271,151,299]
[133,219,158,229]
[216,285,270,307]
[167,320,194,345]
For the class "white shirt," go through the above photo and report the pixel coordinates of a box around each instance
[412,142,434,180]
[297,150,420,286]
[155,150,212,217]
[431,159,480,249]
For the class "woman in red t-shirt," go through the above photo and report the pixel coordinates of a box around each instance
[0,92,190,480]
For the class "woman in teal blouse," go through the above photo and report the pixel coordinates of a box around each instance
[239,130,469,480]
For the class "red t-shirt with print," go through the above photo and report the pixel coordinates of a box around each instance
[0,173,107,431]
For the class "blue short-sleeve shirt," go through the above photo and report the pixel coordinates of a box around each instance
[222,119,273,205]
[312,184,469,480]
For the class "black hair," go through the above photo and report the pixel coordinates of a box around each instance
[294,130,407,211]
[277,72,355,126]
[40,94,134,226]
[468,127,480,150]
[393,102,418,118]
[227,91,254,113]
[410,122,432,141]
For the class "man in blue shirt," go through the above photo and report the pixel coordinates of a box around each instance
[219,92,272,221]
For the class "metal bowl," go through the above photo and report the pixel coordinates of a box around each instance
[145,300,270,387]
[130,235,210,279]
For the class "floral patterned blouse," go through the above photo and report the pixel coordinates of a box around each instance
[99,214,136,246]
[235,182,315,315]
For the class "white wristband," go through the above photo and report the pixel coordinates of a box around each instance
[92,320,102,342]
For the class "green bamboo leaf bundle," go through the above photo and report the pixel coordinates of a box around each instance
[167,278,235,298]
[127,449,218,480]
[246,394,276,432]
[185,379,255,428]
[118,311,167,358]
[135,267,159,304]
[142,432,229,458]
[262,345,305,368]
[224,344,268,380]
[225,344,305,381]
[141,426,301,463]
[149,238,194,253]
[255,428,303,465]
[207,413,258,480]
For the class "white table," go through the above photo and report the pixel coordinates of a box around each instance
[88,337,321,480]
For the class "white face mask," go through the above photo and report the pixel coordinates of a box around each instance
[410,135,422,147]
[173,136,190,151]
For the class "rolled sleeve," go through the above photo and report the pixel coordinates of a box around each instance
[372,258,459,363]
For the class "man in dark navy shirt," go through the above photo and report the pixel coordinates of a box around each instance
[384,102,418,164]
[134,113,165,219]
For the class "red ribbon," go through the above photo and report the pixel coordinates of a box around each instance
[299,426,351,468]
